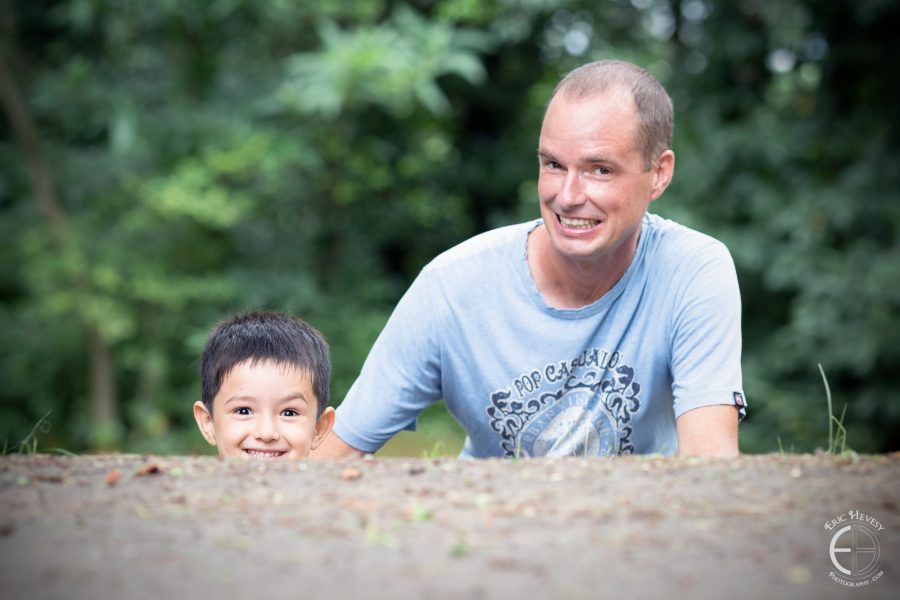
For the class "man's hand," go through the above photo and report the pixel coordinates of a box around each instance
[310,430,367,459]
[676,405,740,457]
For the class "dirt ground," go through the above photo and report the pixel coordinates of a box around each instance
[1,453,897,600]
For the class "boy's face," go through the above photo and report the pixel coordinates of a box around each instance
[193,359,334,459]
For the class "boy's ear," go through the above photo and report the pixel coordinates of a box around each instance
[311,406,336,450]
[193,401,217,447]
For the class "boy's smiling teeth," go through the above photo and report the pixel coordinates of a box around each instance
[559,215,599,229]
[244,449,286,458]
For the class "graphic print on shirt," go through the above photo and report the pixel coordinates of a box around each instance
[485,348,640,457]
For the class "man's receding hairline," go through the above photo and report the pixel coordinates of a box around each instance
[545,60,674,168]
[546,83,638,116]
[554,78,633,102]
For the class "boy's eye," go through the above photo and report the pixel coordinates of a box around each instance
[233,407,252,416]
[281,408,299,417]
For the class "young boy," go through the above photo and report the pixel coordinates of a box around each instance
[194,311,335,459]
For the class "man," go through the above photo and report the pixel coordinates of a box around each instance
[314,60,746,459]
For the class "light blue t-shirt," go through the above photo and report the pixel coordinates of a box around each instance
[335,213,747,457]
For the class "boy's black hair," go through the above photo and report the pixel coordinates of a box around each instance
[200,311,330,417]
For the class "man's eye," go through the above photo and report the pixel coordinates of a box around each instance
[281,408,299,417]
[541,158,562,170]
[592,166,611,176]
[233,407,252,416]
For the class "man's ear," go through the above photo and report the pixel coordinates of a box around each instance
[193,401,217,447]
[311,406,336,450]
[649,149,675,201]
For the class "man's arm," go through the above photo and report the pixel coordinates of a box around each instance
[311,430,366,459]
[667,237,746,457]
[675,405,739,457]
[319,268,444,456]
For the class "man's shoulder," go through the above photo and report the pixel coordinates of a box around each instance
[644,213,731,264]
[424,220,536,274]
[641,214,738,312]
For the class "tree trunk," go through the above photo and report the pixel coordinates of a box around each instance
[88,326,119,425]
[0,49,119,443]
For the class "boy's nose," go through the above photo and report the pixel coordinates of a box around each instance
[253,417,280,441]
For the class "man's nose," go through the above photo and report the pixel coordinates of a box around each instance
[557,170,586,208]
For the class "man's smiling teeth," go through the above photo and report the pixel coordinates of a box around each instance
[244,449,285,458]
[559,216,599,229]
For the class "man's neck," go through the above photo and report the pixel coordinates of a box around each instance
[527,225,637,310]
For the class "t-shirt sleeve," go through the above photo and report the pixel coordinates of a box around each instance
[669,241,748,420]
[332,267,444,453]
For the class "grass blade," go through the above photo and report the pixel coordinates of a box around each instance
[818,364,833,452]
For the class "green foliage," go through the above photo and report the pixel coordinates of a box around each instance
[654,0,900,453]
[281,6,490,117]
[0,0,897,455]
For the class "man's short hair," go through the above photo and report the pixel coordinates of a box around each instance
[200,311,330,417]
[551,60,674,169]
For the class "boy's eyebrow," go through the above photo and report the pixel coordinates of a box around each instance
[278,393,311,405]
[224,393,311,405]
[224,396,254,405]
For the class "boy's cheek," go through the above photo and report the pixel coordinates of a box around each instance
[214,427,247,457]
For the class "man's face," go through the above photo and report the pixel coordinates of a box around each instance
[537,89,672,269]
[194,360,332,459]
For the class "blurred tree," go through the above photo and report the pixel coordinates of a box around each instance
[655,0,900,451]
[0,0,896,454]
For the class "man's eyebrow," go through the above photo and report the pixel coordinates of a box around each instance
[537,149,622,168]
[537,149,557,160]
[575,153,625,168]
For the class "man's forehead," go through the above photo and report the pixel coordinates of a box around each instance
[539,90,641,155]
